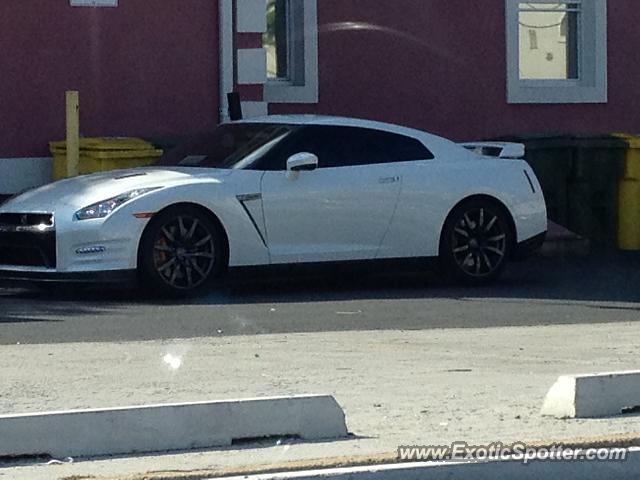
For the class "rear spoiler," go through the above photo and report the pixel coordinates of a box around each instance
[460,142,525,159]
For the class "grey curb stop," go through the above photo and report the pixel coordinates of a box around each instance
[541,370,640,418]
[0,394,348,458]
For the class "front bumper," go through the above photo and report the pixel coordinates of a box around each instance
[0,204,148,277]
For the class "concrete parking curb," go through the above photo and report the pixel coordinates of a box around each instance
[0,395,348,458]
[541,371,640,418]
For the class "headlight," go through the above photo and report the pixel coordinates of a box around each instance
[75,188,160,220]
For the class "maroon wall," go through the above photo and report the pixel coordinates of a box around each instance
[4,1,640,157]
[0,0,219,157]
[271,0,640,141]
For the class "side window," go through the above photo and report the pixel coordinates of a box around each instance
[358,129,435,165]
[292,127,352,168]
[305,127,433,168]
[256,126,336,170]
[256,126,433,170]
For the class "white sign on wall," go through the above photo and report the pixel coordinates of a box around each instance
[70,0,118,6]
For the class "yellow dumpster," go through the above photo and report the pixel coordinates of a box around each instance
[49,137,164,180]
[614,134,640,250]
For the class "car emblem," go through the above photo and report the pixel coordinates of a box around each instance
[20,214,29,226]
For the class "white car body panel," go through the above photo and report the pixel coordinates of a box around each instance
[0,115,547,279]
[261,164,402,263]
[378,157,547,259]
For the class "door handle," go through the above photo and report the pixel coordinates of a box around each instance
[378,176,400,184]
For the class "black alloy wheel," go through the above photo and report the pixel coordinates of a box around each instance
[139,206,225,296]
[440,199,512,284]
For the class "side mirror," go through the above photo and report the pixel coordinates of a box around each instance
[286,152,318,177]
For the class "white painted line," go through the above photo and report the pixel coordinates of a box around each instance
[213,448,640,480]
[0,395,347,458]
[541,370,640,418]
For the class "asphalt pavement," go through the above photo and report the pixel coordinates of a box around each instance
[2,321,640,479]
[0,251,639,345]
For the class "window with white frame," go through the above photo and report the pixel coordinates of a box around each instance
[262,0,318,103]
[70,0,117,6]
[506,0,607,103]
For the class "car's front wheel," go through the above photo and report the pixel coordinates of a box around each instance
[138,206,225,296]
[439,199,513,285]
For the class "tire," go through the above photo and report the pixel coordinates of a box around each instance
[138,205,226,297]
[439,198,513,285]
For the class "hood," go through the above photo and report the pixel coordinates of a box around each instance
[0,167,232,212]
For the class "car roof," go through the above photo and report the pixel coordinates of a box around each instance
[236,114,460,156]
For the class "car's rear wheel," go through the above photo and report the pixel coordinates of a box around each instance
[138,206,225,296]
[439,199,512,284]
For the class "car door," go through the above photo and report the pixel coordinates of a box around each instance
[259,125,423,264]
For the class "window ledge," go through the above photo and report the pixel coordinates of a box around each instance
[264,80,318,104]
[508,83,608,104]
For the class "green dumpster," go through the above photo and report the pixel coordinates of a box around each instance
[495,134,626,247]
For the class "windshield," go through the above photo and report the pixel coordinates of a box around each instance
[154,123,296,169]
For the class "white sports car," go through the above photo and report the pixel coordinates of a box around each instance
[0,115,546,295]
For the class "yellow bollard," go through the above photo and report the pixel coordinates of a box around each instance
[65,91,80,177]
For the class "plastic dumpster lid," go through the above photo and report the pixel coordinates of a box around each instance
[49,137,156,151]
[612,133,640,149]
[81,149,164,160]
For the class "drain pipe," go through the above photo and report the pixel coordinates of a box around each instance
[219,0,234,123]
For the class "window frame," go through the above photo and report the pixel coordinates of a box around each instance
[264,0,319,104]
[70,0,117,5]
[505,0,607,104]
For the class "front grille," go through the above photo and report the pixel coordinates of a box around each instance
[0,213,54,228]
[0,232,56,268]
[0,213,56,268]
